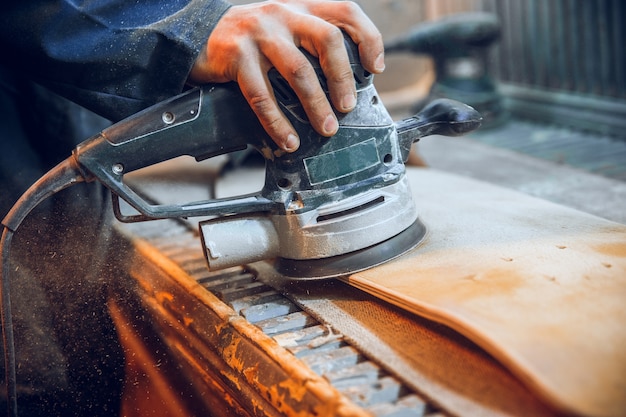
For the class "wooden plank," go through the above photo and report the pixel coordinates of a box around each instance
[346,168,626,417]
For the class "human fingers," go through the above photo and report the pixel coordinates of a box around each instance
[261,20,345,136]
[190,6,302,151]
[295,21,357,115]
[301,0,385,75]
[211,3,342,141]
[189,1,385,150]
[237,47,302,152]
[282,0,384,120]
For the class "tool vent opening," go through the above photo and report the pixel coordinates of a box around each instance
[316,195,384,223]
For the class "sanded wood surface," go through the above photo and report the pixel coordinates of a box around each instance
[346,168,626,417]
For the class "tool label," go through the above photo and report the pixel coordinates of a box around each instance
[304,137,380,185]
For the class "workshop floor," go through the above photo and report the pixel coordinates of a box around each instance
[415,120,626,225]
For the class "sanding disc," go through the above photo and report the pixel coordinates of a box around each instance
[273,218,427,280]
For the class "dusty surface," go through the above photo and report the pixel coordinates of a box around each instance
[349,168,626,417]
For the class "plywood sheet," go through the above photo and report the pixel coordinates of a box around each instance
[346,168,626,417]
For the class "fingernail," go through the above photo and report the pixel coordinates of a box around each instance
[341,93,357,112]
[323,114,338,135]
[375,52,385,72]
[284,133,299,151]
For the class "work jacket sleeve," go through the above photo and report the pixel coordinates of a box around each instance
[0,0,232,122]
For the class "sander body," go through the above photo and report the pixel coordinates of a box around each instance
[73,37,482,279]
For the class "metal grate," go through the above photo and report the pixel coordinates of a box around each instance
[125,218,443,417]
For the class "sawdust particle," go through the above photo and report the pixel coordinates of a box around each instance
[556,245,567,250]
[501,257,514,262]
[602,262,612,268]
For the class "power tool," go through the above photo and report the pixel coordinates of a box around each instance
[1,35,479,415]
[4,36,481,280]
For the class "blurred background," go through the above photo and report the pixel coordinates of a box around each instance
[364,0,625,140]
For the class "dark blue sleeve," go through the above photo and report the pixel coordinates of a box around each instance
[0,0,232,121]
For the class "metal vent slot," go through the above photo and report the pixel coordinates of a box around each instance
[317,195,385,223]
[353,65,373,88]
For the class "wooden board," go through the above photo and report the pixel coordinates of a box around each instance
[345,168,626,417]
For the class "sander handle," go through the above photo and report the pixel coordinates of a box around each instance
[73,83,277,221]
[396,98,482,162]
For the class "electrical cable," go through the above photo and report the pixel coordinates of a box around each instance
[1,228,17,417]
[1,157,86,417]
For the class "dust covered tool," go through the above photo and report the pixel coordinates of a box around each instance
[3,37,482,282]
[61,36,480,280]
[192,39,481,279]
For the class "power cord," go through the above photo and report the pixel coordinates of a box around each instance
[1,157,86,417]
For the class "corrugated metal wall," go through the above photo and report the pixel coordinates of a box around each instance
[418,0,626,138]
[428,0,625,101]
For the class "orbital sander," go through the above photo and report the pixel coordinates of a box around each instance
[4,35,481,281]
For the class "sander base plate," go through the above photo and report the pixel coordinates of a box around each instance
[273,218,427,280]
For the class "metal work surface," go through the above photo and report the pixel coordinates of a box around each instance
[112,112,626,416]
[116,218,442,417]
[116,213,566,416]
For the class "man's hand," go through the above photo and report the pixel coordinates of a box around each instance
[189,0,385,152]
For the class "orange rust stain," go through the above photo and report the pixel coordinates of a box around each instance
[220,338,245,392]
[222,338,245,373]
[155,291,174,304]
[242,363,259,383]
[220,369,242,391]
[278,377,310,402]
[594,242,626,258]
[267,384,291,415]
[214,322,226,334]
